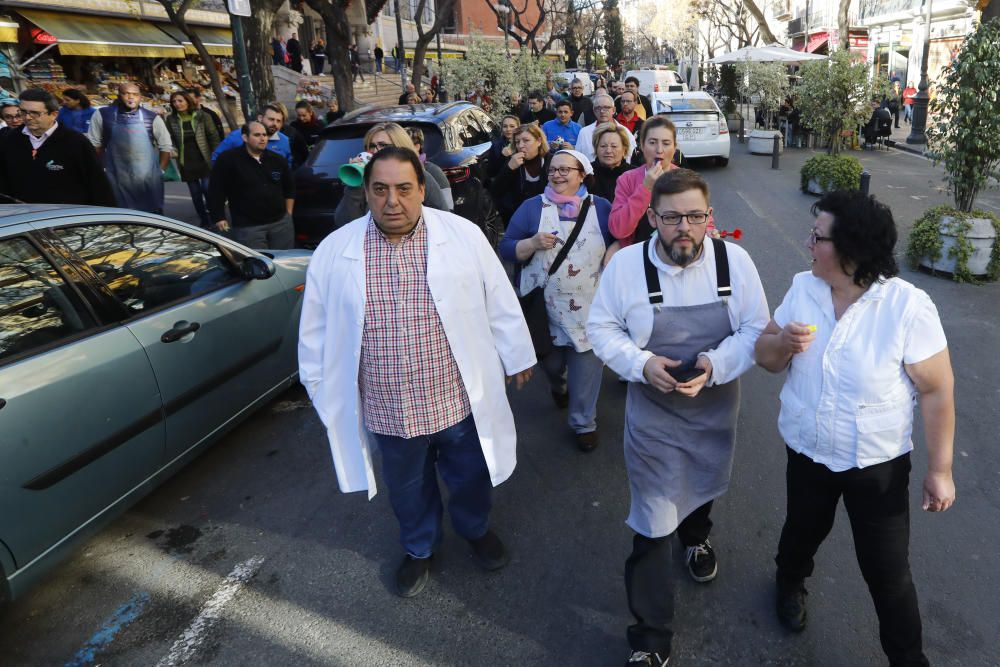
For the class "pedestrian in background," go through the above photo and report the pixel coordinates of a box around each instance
[325,97,344,125]
[0,99,23,143]
[88,82,173,214]
[542,99,582,153]
[754,190,955,666]
[374,44,384,73]
[519,91,556,125]
[588,169,769,667]
[0,88,114,206]
[298,146,535,598]
[165,90,220,228]
[575,93,636,164]
[500,149,614,451]
[903,81,917,124]
[487,114,520,181]
[615,90,644,139]
[310,39,326,75]
[350,44,365,82]
[286,33,303,73]
[289,100,325,150]
[208,121,295,249]
[212,103,293,167]
[590,122,632,203]
[189,88,225,138]
[57,89,95,134]
[489,122,550,225]
[568,78,595,125]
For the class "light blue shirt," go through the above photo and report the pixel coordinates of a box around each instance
[212,128,293,167]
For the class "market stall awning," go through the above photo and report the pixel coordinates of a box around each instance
[0,19,18,43]
[18,9,186,58]
[157,24,233,57]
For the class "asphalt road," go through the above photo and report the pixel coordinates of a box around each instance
[2,146,998,666]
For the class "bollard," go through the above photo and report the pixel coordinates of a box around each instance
[772,134,780,169]
[739,117,745,144]
[860,170,871,195]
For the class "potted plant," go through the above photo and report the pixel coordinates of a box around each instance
[738,61,789,155]
[800,153,863,195]
[908,17,1000,282]
[719,64,742,132]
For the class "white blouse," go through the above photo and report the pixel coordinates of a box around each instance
[773,271,947,472]
[587,237,769,386]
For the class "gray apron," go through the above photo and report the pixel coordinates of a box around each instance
[624,238,740,538]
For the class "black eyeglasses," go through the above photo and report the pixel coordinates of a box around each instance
[649,210,710,226]
[18,109,48,119]
[368,141,393,151]
[1,112,19,122]
[808,228,833,244]
[548,166,582,176]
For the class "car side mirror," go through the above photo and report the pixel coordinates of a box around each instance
[240,256,276,280]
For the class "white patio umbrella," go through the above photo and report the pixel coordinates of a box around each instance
[678,58,688,84]
[707,43,827,65]
[688,58,700,91]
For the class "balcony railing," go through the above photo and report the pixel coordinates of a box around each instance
[857,0,919,21]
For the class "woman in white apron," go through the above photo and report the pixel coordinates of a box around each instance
[498,149,614,451]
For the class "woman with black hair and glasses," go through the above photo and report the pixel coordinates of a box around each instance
[499,149,613,452]
[755,190,955,666]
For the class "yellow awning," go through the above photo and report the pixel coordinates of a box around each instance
[0,20,18,43]
[18,9,186,58]
[158,25,233,57]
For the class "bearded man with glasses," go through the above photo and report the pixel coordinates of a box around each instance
[587,168,769,667]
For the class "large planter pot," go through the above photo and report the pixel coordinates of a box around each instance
[920,216,997,276]
[748,129,783,155]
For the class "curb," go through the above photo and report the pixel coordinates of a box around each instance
[890,141,929,157]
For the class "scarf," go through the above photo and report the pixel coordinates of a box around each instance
[544,184,587,219]
[523,153,543,178]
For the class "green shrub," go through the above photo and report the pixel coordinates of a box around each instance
[905,205,1000,283]
[719,64,738,116]
[800,154,863,193]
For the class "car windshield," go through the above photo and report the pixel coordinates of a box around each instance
[654,98,717,114]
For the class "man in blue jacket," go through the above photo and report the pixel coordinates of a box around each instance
[541,100,582,153]
[212,103,292,167]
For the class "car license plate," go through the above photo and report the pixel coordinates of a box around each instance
[678,127,702,140]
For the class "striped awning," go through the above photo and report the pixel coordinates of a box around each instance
[0,19,18,43]
[18,9,185,58]
[157,24,233,57]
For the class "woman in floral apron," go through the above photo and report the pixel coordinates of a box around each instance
[499,149,614,451]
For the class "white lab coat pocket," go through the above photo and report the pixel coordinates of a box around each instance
[855,399,913,467]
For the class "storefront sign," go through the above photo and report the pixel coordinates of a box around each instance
[30,27,57,45]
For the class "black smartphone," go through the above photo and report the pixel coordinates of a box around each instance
[672,366,706,383]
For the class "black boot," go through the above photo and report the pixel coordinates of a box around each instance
[776,573,808,632]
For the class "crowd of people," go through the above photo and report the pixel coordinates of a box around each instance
[0,82,339,248]
[293,77,958,667]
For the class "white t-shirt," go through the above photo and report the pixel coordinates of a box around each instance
[773,271,947,471]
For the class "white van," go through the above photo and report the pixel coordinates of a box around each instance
[624,69,688,97]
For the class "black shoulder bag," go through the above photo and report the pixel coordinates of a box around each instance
[518,196,593,359]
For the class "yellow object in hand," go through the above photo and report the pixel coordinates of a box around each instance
[806,325,817,333]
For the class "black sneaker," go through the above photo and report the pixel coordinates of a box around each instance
[551,390,569,409]
[776,575,808,632]
[626,650,669,666]
[576,429,599,452]
[685,540,718,582]
[469,529,510,571]
[395,555,431,598]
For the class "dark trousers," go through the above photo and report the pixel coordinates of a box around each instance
[776,447,927,667]
[371,414,492,559]
[624,501,714,655]
[186,177,211,227]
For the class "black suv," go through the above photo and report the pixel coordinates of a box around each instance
[293,102,503,248]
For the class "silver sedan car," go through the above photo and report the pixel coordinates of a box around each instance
[0,205,310,603]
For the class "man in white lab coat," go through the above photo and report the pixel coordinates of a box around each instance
[298,146,536,598]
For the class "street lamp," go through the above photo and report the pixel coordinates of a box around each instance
[496,0,511,56]
[907,0,933,145]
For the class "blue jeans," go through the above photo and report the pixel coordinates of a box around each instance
[371,414,492,559]
[186,177,211,227]
[541,345,605,433]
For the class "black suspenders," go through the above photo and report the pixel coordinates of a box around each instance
[643,236,731,305]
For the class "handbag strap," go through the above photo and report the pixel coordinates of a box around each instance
[548,196,592,276]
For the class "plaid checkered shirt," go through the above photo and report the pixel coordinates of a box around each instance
[360,216,472,438]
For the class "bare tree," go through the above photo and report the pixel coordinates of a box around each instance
[156,0,238,130]
[409,0,460,93]
[837,0,851,50]
[300,0,356,111]
[742,0,778,44]
[483,0,595,56]
[245,0,287,106]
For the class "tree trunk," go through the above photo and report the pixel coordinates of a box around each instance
[743,0,777,45]
[837,0,851,51]
[303,0,355,111]
[244,3,279,107]
[185,32,239,131]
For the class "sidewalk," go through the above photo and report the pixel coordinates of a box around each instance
[886,119,930,157]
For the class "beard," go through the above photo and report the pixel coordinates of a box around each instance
[665,234,703,267]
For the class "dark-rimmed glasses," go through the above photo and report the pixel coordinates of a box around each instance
[649,210,710,226]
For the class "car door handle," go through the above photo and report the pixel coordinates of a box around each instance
[161,321,201,343]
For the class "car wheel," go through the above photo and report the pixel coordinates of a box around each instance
[716,157,730,167]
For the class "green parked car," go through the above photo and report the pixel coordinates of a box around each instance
[0,205,310,603]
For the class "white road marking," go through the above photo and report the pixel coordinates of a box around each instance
[156,556,265,667]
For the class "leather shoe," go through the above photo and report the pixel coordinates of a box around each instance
[576,429,599,452]
[776,574,807,632]
[395,555,431,598]
[469,530,509,571]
